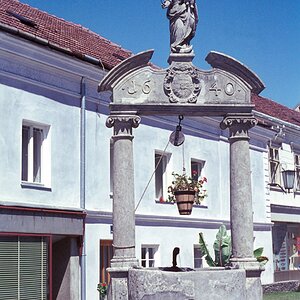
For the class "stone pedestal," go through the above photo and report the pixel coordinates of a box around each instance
[106,113,140,299]
[167,51,195,64]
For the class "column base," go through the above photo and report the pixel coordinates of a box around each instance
[110,256,139,268]
[107,257,139,300]
[230,257,265,277]
[230,257,264,300]
[107,267,129,300]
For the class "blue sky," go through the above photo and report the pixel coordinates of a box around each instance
[22,0,300,109]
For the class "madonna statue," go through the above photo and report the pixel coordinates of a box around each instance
[162,0,198,53]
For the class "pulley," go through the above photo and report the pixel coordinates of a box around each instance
[169,115,185,146]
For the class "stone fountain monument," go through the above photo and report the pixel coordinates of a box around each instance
[98,1,265,299]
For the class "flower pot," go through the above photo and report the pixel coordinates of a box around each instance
[174,190,195,215]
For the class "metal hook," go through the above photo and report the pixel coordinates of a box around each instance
[178,115,184,126]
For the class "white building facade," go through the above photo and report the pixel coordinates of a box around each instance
[1,1,299,299]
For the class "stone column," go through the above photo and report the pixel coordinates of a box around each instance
[220,113,263,300]
[106,113,140,300]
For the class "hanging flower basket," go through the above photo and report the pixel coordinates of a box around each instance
[174,190,195,215]
[167,172,208,215]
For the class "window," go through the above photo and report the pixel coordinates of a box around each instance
[141,245,158,268]
[21,122,50,186]
[269,147,281,185]
[0,236,49,300]
[193,245,203,268]
[295,153,300,191]
[272,224,300,272]
[155,152,170,201]
[191,159,205,181]
[100,240,113,284]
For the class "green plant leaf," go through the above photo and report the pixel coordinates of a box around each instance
[199,233,216,267]
[253,247,264,258]
[212,225,232,266]
[205,253,216,267]
[199,233,209,256]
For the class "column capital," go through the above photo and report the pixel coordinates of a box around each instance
[220,113,257,140]
[106,114,141,136]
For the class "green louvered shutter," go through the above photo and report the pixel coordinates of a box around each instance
[0,236,18,299]
[0,236,48,300]
[20,237,48,300]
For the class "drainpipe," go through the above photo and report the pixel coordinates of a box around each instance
[80,77,87,300]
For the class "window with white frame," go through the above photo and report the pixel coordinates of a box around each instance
[193,245,203,268]
[155,152,170,201]
[21,122,50,186]
[141,245,159,268]
[295,153,300,191]
[269,147,281,185]
[191,159,205,181]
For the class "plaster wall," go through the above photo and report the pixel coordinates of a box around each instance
[53,237,80,300]
[133,122,230,220]
[84,109,113,211]
[0,84,81,208]
[130,122,268,224]
[251,149,270,223]
[135,225,223,268]
[85,223,113,300]
[254,230,274,284]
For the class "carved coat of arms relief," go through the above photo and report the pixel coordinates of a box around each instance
[163,63,201,103]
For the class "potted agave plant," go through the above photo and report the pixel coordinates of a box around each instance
[168,172,207,215]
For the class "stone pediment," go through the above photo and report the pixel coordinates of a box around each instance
[99,50,264,116]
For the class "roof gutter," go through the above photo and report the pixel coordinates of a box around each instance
[80,77,87,300]
[0,22,105,68]
[254,110,300,133]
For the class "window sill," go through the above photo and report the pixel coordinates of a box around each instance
[21,182,52,192]
[269,184,285,193]
[155,200,174,205]
[155,200,208,209]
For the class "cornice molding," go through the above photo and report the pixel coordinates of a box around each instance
[85,210,272,231]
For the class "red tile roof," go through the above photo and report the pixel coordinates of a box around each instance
[0,0,132,69]
[0,0,299,127]
[252,94,300,127]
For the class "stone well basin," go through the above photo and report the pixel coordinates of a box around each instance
[128,267,248,300]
